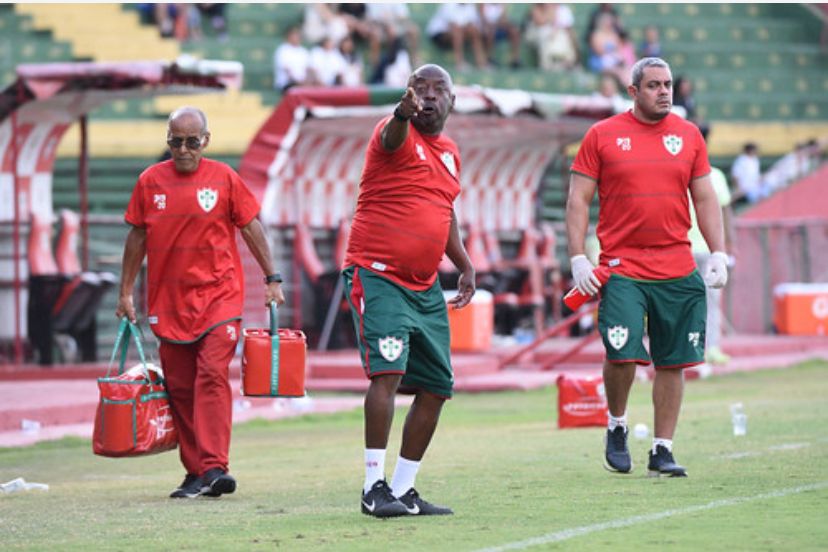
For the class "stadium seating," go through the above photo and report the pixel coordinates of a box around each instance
[4,3,826,356]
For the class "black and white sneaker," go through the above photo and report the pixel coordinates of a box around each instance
[170,474,202,499]
[200,468,237,497]
[647,445,687,477]
[397,488,453,516]
[361,480,408,518]
[604,426,633,473]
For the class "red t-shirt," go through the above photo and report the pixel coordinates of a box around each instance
[344,116,462,290]
[571,111,711,279]
[125,158,260,342]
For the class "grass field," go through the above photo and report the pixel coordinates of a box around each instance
[2,361,828,551]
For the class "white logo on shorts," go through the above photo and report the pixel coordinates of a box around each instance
[607,325,628,351]
[688,332,700,347]
[378,336,404,362]
[227,325,237,341]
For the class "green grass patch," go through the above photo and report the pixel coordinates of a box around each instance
[2,361,828,551]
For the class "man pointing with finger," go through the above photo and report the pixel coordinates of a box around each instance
[342,64,475,517]
[566,58,728,478]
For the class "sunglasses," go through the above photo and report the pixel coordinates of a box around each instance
[167,136,204,150]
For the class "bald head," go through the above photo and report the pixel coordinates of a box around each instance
[168,106,208,133]
[409,64,454,92]
[407,64,455,136]
[166,107,210,173]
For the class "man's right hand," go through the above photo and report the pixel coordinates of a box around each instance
[571,254,602,296]
[115,295,137,323]
[396,87,422,120]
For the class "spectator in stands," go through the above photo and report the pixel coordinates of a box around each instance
[370,37,413,87]
[117,107,285,499]
[343,64,475,518]
[309,36,349,86]
[640,25,662,58]
[523,3,578,71]
[303,4,350,47]
[339,35,364,86]
[188,4,229,42]
[585,3,623,39]
[426,3,488,71]
[273,26,313,92]
[338,3,384,68]
[673,76,709,136]
[477,4,522,68]
[593,72,628,112]
[567,57,728,478]
[730,142,767,204]
[366,4,421,68]
[689,128,736,367]
[615,29,637,84]
[587,12,623,75]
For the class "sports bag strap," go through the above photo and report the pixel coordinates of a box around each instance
[269,302,280,395]
[106,318,149,379]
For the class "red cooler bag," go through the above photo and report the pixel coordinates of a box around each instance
[242,304,307,397]
[556,374,608,429]
[93,319,178,457]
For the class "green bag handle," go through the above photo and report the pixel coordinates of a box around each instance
[269,302,280,395]
[106,318,150,380]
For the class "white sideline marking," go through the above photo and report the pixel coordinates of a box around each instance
[717,441,812,460]
[476,481,828,552]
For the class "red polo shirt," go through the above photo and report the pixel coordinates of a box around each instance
[125,158,260,342]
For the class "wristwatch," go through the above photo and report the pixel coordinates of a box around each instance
[264,272,283,284]
[393,105,410,122]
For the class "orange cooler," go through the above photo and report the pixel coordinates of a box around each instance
[242,305,307,397]
[773,283,828,336]
[444,289,493,352]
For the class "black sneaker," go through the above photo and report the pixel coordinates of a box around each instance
[604,426,633,473]
[170,474,202,499]
[200,468,237,497]
[361,480,408,518]
[648,445,687,477]
[397,488,453,516]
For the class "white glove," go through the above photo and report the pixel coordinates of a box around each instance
[571,254,602,295]
[704,251,729,289]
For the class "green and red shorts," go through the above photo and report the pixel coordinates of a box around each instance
[598,270,707,369]
[341,266,454,397]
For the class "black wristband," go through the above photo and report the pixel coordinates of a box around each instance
[393,105,410,122]
[264,272,283,284]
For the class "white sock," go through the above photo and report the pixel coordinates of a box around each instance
[608,412,627,431]
[364,448,386,493]
[390,456,421,498]
[653,438,673,453]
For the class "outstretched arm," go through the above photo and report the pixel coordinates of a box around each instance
[445,210,475,309]
[381,87,422,152]
[241,218,286,307]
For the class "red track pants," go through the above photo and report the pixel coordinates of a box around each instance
[159,321,239,476]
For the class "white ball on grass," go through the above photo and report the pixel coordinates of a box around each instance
[633,423,649,440]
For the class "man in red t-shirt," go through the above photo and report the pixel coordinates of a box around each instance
[566,58,729,478]
[117,107,285,498]
[343,64,475,517]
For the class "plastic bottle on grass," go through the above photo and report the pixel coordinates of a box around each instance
[564,266,611,310]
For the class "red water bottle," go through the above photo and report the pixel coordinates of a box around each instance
[563,266,610,310]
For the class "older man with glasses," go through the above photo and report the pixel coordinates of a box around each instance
[116,106,286,498]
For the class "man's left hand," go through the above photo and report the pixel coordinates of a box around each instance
[265,282,286,307]
[448,270,476,309]
[704,251,729,289]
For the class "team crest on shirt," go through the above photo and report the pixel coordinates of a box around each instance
[607,325,628,351]
[662,134,683,156]
[378,336,404,362]
[196,187,218,212]
[441,151,457,178]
